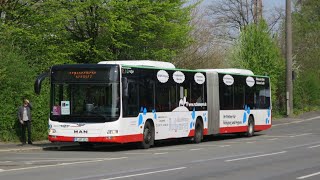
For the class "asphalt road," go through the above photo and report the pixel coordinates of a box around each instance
[1,113,320,180]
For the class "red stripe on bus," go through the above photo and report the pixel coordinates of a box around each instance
[49,134,143,143]
[219,126,248,134]
[188,128,208,137]
[254,124,272,131]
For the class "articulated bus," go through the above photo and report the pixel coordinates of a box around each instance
[35,60,271,148]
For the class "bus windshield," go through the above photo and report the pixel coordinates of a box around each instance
[50,83,120,122]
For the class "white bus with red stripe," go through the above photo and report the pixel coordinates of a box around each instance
[35,60,271,148]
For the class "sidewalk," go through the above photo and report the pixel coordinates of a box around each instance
[0,111,319,152]
[272,111,320,125]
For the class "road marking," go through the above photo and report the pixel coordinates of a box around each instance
[100,167,187,180]
[285,141,320,150]
[197,144,220,147]
[0,157,127,172]
[125,153,150,155]
[190,148,202,151]
[28,158,105,162]
[289,133,312,138]
[24,158,108,164]
[246,141,256,144]
[264,135,291,138]
[273,116,320,127]
[147,148,183,151]
[297,171,320,179]
[222,142,241,144]
[308,144,320,149]
[191,152,262,163]
[154,152,168,155]
[219,145,231,147]
[268,138,279,140]
[225,151,287,162]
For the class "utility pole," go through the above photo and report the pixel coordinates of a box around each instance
[286,0,293,116]
[253,0,263,24]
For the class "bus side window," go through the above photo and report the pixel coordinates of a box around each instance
[127,82,139,116]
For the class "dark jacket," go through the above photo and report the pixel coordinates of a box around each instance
[17,103,33,122]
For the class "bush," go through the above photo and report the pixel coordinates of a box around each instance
[293,71,320,112]
[0,44,49,142]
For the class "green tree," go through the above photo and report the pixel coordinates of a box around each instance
[0,43,49,141]
[229,20,285,114]
[0,0,196,141]
[292,0,320,111]
[1,0,194,65]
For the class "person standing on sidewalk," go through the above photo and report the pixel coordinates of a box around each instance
[17,99,33,145]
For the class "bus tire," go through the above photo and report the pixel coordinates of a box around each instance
[140,121,154,149]
[246,116,255,137]
[193,120,203,144]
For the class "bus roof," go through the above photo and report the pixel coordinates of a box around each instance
[198,68,254,76]
[98,60,175,69]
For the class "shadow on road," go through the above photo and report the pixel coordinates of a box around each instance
[43,133,264,152]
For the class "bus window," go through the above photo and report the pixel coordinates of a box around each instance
[123,81,139,117]
[233,76,245,109]
[219,83,234,110]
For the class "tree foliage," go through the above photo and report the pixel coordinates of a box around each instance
[292,0,320,111]
[1,0,193,65]
[0,43,49,141]
[174,4,228,69]
[0,0,195,141]
[229,20,285,114]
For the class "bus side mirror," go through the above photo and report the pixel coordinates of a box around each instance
[34,72,49,95]
[122,77,128,97]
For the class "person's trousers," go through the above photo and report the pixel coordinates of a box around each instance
[21,120,31,143]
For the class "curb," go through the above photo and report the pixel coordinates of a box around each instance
[0,143,80,153]
[0,146,43,152]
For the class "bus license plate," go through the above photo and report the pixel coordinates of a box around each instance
[74,137,88,142]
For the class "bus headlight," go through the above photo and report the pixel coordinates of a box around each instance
[49,129,56,133]
[107,130,118,134]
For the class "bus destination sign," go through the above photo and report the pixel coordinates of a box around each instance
[69,71,97,79]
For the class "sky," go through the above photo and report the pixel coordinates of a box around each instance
[201,0,286,11]
[199,0,287,31]
[263,0,286,11]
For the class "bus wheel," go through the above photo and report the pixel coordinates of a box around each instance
[140,121,154,149]
[246,116,255,137]
[193,120,203,144]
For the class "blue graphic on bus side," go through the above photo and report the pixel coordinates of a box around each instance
[203,112,207,122]
[266,107,271,124]
[138,114,143,126]
[192,108,196,120]
[243,105,250,123]
[190,108,196,129]
[152,109,157,119]
[143,108,147,115]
